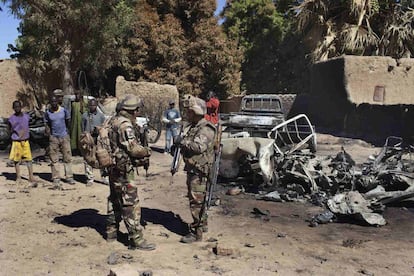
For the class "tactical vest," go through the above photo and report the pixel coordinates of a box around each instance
[183,119,217,176]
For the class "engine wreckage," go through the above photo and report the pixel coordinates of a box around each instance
[219,110,414,227]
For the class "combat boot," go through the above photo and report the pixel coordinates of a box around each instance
[52,179,62,190]
[106,229,118,242]
[180,228,202,244]
[129,239,156,251]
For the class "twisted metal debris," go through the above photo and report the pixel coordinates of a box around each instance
[258,136,414,226]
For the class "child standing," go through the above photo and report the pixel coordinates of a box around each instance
[8,100,37,187]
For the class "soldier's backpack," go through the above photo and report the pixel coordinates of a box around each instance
[79,118,114,169]
[94,118,115,168]
[79,131,98,167]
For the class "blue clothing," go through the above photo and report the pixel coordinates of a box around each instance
[165,127,180,153]
[163,108,181,129]
[162,107,181,153]
[44,106,70,138]
[81,110,106,133]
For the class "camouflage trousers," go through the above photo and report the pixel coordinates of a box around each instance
[107,167,143,243]
[49,135,73,180]
[186,172,208,231]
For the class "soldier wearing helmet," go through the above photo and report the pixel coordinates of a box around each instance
[177,95,217,243]
[106,94,155,251]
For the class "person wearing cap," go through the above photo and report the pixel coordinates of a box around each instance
[161,99,181,154]
[177,95,217,243]
[52,89,64,106]
[204,91,220,125]
[106,94,155,251]
[44,95,75,189]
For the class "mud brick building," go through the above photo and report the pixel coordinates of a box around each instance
[303,55,414,144]
[115,76,179,123]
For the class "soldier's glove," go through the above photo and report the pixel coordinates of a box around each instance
[173,135,183,145]
[179,140,192,157]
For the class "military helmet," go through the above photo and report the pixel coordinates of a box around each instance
[121,94,143,111]
[182,94,206,115]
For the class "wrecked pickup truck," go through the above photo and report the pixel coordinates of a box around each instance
[220,94,286,138]
[218,94,317,185]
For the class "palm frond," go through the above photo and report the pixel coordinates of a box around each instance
[379,8,414,57]
[295,0,329,32]
[340,23,378,53]
[312,21,337,61]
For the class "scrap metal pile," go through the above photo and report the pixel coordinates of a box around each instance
[256,136,414,226]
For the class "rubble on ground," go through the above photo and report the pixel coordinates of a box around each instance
[253,136,414,226]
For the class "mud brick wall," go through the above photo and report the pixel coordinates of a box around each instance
[0,59,25,117]
[305,56,414,144]
[115,76,179,122]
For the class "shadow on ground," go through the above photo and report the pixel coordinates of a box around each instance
[54,208,107,239]
[34,172,51,182]
[141,207,189,236]
[53,208,188,246]
[2,172,17,181]
[150,146,164,153]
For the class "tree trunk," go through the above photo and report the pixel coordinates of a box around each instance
[62,41,74,95]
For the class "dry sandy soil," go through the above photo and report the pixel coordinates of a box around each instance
[0,133,413,276]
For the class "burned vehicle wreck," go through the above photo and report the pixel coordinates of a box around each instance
[254,136,414,227]
[220,94,286,138]
[217,94,413,227]
[218,94,317,186]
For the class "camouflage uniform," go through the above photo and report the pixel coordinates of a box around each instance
[180,95,216,242]
[106,98,152,249]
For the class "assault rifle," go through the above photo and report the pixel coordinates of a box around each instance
[206,143,223,210]
[206,123,223,210]
[170,125,184,185]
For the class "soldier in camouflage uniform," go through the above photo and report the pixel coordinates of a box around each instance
[106,95,155,251]
[178,95,217,243]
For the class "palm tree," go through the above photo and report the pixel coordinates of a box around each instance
[296,0,414,61]
[379,5,414,57]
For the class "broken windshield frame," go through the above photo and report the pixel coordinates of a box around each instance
[241,96,282,113]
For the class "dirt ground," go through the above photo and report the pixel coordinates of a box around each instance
[0,133,414,276]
